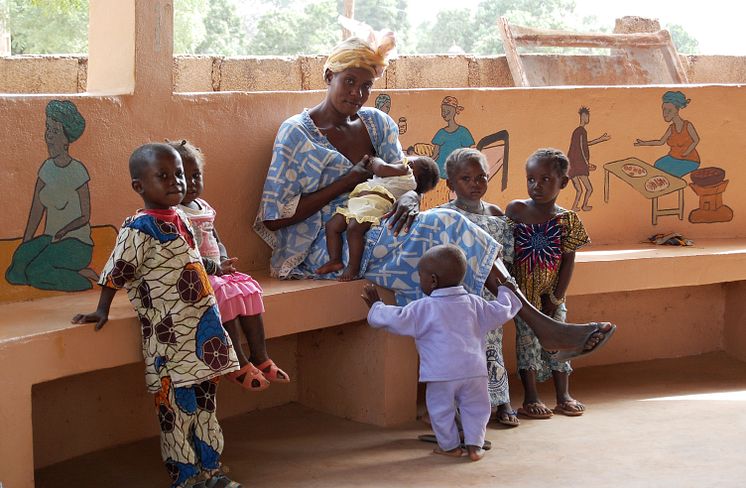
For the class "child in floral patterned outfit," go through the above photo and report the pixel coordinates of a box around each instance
[506,148,590,420]
[72,143,242,488]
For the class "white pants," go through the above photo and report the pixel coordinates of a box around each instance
[426,376,490,451]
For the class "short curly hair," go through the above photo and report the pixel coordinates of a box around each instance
[527,148,569,177]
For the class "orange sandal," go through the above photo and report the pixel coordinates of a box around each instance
[225,363,269,391]
[256,359,290,383]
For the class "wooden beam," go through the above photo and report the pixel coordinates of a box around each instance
[497,17,529,87]
[510,25,669,48]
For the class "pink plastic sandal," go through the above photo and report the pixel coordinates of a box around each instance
[256,359,290,383]
[225,363,269,392]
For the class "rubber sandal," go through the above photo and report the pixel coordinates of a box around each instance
[256,358,290,383]
[553,400,585,417]
[417,434,492,451]
[495,409,520,427]
[517,402,553,419]
[553,322,616,362]
[225,363,269,392]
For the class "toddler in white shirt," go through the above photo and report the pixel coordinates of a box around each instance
[362,244,521,461]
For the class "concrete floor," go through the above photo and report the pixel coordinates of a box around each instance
[36,353,746,488]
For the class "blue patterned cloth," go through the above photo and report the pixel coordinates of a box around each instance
[255,108,500,305]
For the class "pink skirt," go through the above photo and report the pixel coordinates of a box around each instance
[208,272,265,323]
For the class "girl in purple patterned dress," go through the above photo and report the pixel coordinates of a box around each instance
[172,140,289,393]
[506,149,590,419]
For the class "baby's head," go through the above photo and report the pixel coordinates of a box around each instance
[167,139,204,206]
[417,244,467,296]
[129,143,185,209]
[444,148,489,200]
[408,155,440,194]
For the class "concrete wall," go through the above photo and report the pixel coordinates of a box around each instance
[4,53,746,94]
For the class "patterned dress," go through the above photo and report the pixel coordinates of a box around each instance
[440,201,515,408]
[255,108,501,306]
[99,208,239,487]
[509,210,589,382]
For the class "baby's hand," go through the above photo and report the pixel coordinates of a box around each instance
[219,257,238,275]
[72,310,109,331]
[361,284,382,308]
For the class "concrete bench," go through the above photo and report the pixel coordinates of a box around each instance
[2,238,746,487]
[0,273,416,488]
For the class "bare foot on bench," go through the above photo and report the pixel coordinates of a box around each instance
[316,260,344,275]
[338,264,362,282]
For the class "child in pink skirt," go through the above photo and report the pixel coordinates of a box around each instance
[171,140,289,391]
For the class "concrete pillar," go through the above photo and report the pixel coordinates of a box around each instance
[297,321,419,427]
[723,281,746,361]
[87,0,136,94]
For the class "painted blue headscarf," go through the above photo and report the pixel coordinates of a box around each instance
[662,91,689,109]
[46,100,86,143]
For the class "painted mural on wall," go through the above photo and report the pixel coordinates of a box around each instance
[604,91,733,225]
[567,106,610,212]
[4,100,101,292]
[398,96,510,210]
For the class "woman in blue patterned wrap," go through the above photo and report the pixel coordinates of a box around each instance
[254,33,614,358]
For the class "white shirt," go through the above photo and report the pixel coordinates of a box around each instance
[367,285,521,382]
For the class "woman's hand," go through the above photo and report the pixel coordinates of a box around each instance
[385,190,420,236]
[540,294,558,318]
[345,155,373,189]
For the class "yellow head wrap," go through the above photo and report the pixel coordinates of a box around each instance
[323,29,396,79]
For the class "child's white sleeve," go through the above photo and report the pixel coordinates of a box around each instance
[477,287,522,336]
[367,301,417,337]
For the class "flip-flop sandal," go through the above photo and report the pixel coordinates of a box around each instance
[256,358,291,383]
[417,434,492,451]
[495,409,520,427]
[225,363,269,392]
[553,400,585,417]
[553,322,617,362]
[517,402,554,419]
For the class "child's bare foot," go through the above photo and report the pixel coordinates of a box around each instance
[338,264,361,281]
[316,260,344,275]
[581,204,592,211]
[466,445,485,461]
[433,447,463,457]
[571,205,581,212]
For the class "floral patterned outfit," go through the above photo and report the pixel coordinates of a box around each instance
[99,208,239,487]
[509,210,589,382]
[440,201,515,408]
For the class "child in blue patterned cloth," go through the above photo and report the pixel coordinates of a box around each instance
[72,143,242,488]
[506,148,590,420]
[316,154,439,281]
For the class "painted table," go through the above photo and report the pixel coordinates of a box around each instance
[604,157,687,225]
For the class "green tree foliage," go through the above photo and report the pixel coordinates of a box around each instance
[667,23,699,54]
[4,0,88,54]
[415,0,577,54]
[1,0,701,57]
[248,0,338,55]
